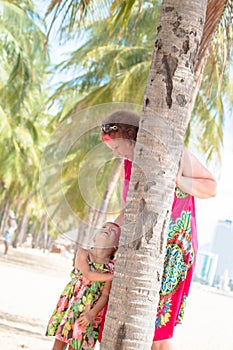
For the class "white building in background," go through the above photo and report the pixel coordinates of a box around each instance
[194,251,218,285]
[211,219,233,280]
[194,219,233,290]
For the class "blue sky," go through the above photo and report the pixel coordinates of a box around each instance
[34,0,86,84]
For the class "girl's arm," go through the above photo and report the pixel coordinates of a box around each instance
[78,281,112,326]
[176,148,217,199]
[75,248,113,282]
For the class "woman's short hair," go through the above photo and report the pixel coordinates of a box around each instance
[101,110,140,141]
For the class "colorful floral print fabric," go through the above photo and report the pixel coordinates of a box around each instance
[154,187,198,340]
[46,255,114,349]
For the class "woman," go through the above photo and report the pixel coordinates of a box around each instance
[100,110,217,350]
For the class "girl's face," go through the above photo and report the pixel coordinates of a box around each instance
[94,222,120,248]
[105,138,134,161]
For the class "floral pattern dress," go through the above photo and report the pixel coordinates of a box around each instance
[46,254,114,349]
[123,160,198,341]
[153,187,198,340]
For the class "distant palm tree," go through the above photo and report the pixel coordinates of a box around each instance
[0,0,51,245]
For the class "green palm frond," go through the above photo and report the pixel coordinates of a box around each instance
[0,2,48,115]
[190,59,226,161]
[46,0,112,41]
[0,0,50,199]
[48,2,159,118]
[40,120,122,227]
[187,0,233,161]
[45,0,162,40]
[2,0,37,13]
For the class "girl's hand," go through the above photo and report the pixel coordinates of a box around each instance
[78,311,95,326]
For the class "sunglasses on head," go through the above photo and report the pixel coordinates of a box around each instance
[101,123,119,133]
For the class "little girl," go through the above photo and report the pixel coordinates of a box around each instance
[46,222,120,350]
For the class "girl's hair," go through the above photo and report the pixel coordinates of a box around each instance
[100,110,140,142]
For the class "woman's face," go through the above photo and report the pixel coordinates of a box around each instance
[105,138,134,161]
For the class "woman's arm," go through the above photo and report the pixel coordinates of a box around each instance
[75,249,113,282]
[78,281,112,326]
[114,208,125,226]
[176,148,217,199]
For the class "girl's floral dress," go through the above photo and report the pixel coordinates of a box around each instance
[46,254,114,349]
[124,160,198,341]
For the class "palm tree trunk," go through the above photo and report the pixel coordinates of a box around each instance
[0,198,10,234]
[43,214,49,251]
[94,160,122,228]
[15,211,29,246]
[101,1,208,349]
[35,216,45,248]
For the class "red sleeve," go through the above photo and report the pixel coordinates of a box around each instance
[122,159,132,202]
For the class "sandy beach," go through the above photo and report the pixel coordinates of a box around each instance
[0,247,232,350]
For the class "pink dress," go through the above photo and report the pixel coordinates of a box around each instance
[124,160,198,341]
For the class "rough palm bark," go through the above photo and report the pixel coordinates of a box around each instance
[101,1,208,349]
